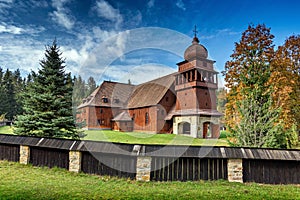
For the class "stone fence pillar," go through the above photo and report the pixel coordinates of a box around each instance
[69,151,82,173]
[136,156,152,182]
[19,145,30,165]
[227,159,243,183]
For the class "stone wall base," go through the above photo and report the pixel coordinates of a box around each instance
[136,156,152,182]
[228,159,243,183]
[19,145,30,165]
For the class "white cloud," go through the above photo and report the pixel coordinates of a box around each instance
[200,28,240,40]
[50,0,75,30]
[93,0,123,29]
[147,0,155,8]
[114,64,176,84]
[0,35,45,73]
[0,0,13,14]
[176,0,186,11]
[0,22,45,35]
[0,23,23,34]
[76,27,190,83]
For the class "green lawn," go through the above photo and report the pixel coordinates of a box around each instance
[0,125,13,134]
[83,130,229,146]
[0,126,229,146]
[0,160,299,200]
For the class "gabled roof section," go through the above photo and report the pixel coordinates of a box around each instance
[165,109,223,120]
[77,81,135,109]
[127,73,176,109]
[112,111,133,121]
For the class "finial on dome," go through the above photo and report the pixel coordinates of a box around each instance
[192,25,199,44]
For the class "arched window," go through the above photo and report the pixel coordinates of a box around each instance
[145,112,149,125]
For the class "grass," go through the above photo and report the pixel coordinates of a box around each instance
[0,125,13,134]
[82,130,229,146]
[0,126,229,146]
[0,160,299,200]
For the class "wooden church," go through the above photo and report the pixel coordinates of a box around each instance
[77,32,222,138]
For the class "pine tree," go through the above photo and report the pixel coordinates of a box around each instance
[14,40,80,139]
[2,69,17,121]
[87,76,97,96]
[0,68,5,117]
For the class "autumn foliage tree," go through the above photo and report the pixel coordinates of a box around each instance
[223,24,298,148]
[269,35,300,138]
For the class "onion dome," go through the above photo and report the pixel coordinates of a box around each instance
[184,36,208,60]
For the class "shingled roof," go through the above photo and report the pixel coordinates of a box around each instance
[127,73,176,109]
[78,73,176,110]
[112,111,133,121]
[77,81,135,109]
[165,108,223,120]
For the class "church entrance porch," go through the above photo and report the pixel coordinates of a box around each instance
[178,121,191,135]
[173,116,220,138]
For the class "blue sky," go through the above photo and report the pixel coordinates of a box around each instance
[0,0,299,86]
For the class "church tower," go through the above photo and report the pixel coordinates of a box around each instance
[173,27,222,138]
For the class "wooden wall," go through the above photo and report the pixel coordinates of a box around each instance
[129,106,157,132]
[243,159,300,184]
[0,143,19,162]
[30,147,69,169]
[81,151,136,179]
[78,106,122,129]
[151,157,227,181]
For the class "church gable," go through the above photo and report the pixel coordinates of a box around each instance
[127,73,176,109]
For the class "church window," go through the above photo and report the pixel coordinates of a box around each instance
[145,112,149,125]
[102,97,108,103]
[100,109,103,113]
[166,97,169,102]
[97,119,104,125]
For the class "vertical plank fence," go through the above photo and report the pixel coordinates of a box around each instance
[151,157,227,181]
[81,151,137,179]
[30,147,69,169]
[243,159,300,184]
[0,143,20,162]
[0,134,299,184]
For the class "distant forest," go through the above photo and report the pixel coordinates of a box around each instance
[0,68,97,121]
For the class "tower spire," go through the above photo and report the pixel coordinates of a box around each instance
[192,25,199,44]
[193,25,198,37]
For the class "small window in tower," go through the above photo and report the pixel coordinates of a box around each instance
[205,92,208,95]
[166,97,169,102]
[100,109,103,113]
[145,112,149,125]
[102,97,108,103]
[206,103,208,107]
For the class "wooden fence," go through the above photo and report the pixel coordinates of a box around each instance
[0,134,299,184]
[150,157,228,181]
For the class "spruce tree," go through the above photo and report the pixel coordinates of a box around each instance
[14,40,80,139]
